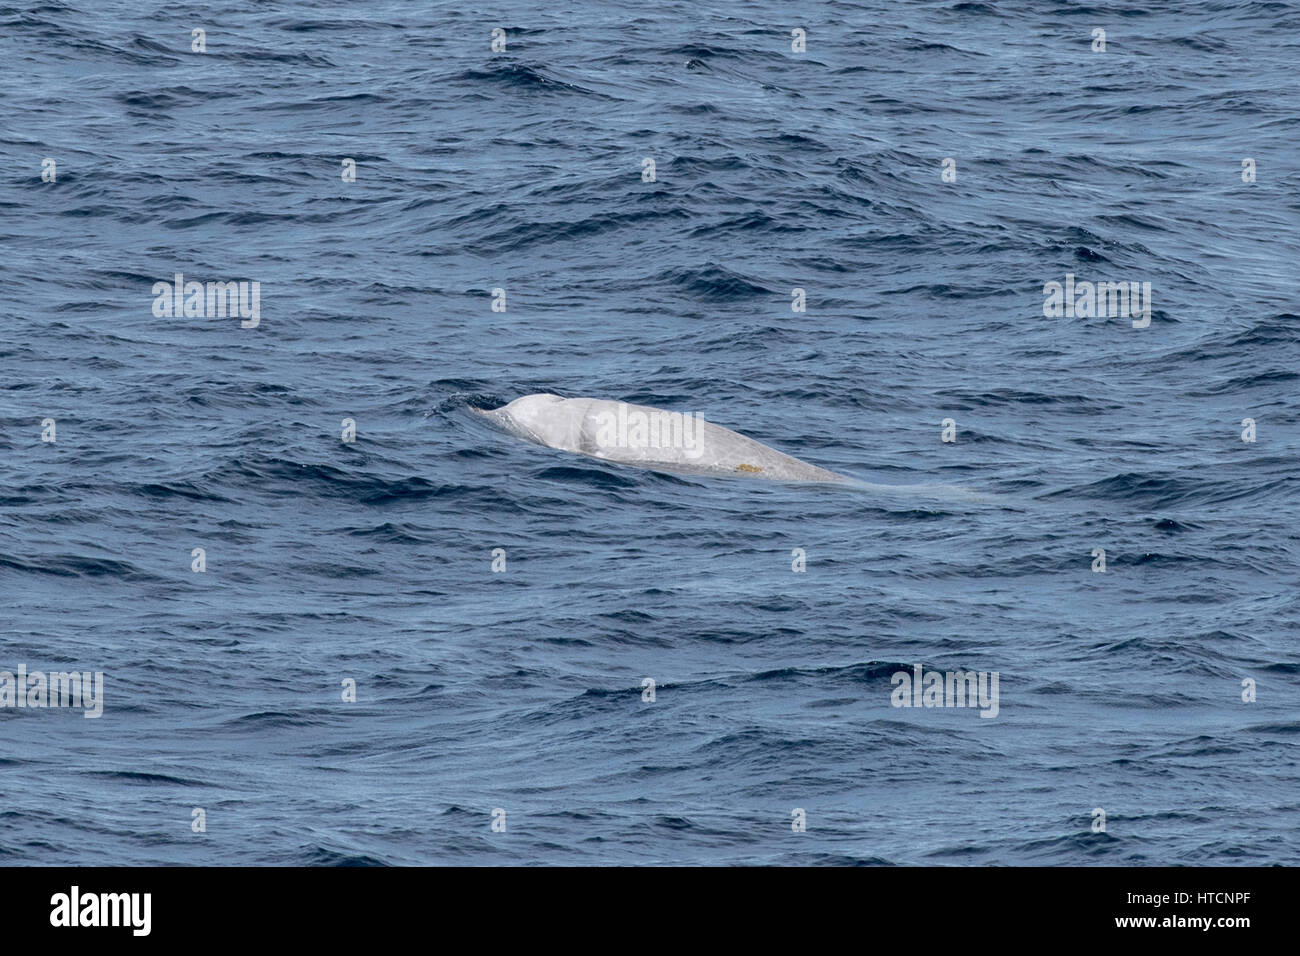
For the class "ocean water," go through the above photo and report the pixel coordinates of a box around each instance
[1,0,1297,866]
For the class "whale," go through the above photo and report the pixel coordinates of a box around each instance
[474,394,849,483]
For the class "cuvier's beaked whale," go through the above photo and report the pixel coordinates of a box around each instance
[475,393,849,483]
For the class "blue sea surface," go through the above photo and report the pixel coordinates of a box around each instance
[1,0,1298,865]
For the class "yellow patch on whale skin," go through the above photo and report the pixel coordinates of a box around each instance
[735,463,762,474]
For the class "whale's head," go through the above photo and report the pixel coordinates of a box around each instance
[495,393,573,448]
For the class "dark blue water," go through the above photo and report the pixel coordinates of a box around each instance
[2,0,1297,865]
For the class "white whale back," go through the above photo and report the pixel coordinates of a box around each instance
[479,394,848,483]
